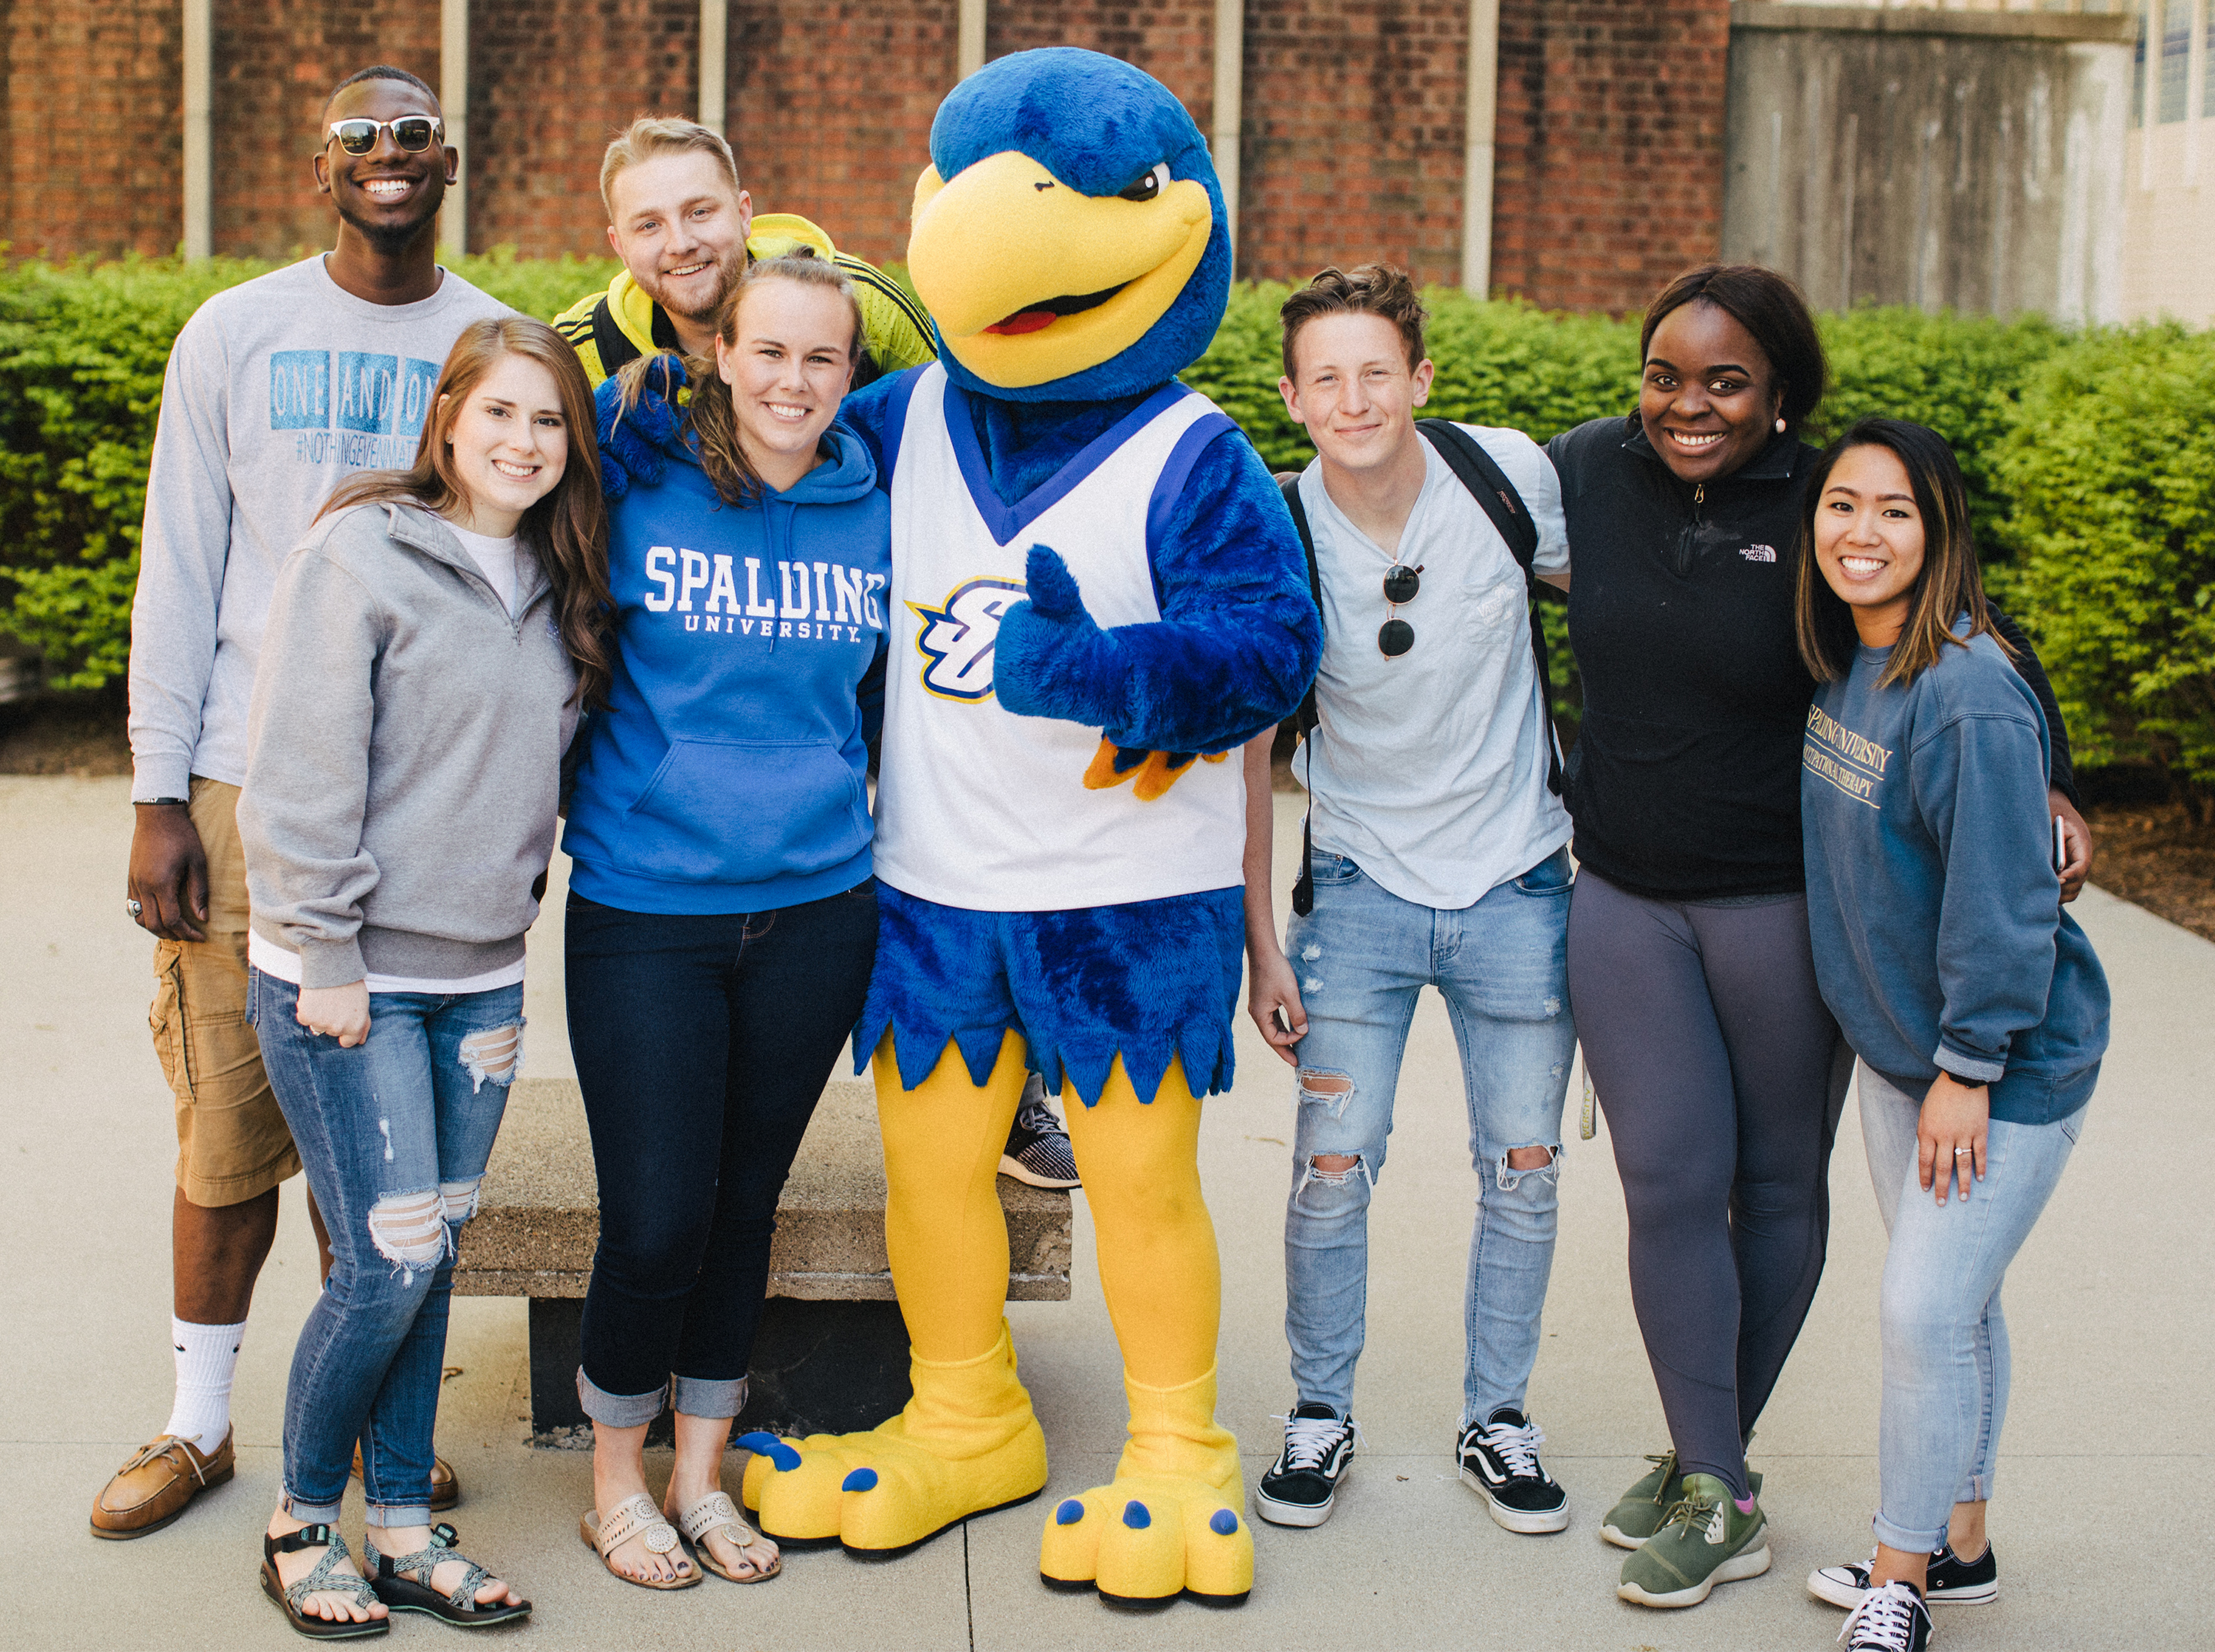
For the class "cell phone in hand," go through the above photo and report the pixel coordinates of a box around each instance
[2053,815,2067,875]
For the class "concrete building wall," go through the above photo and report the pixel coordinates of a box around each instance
[2120,0,2215,324]
[1723,4,2133,323]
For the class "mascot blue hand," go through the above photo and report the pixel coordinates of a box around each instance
[994,546,1116,726]
[997,545,1217,801]
[593,353,688,501]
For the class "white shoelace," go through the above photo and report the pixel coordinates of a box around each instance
[1475,1414,1547,1479]
[1840,1581,1924,1650]
[1270,1412,1361,1472]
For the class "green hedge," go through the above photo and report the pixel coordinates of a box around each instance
[3,255,2210,801]
[1996,326,2215,799]
[0,251,617,688]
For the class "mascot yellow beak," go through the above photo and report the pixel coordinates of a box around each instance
[908,152,1213,391]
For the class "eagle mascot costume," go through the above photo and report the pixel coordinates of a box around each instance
[739,48,1320,1609]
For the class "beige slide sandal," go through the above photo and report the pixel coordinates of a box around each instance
[580,1492,700,1589]
[671,1490,781,1583]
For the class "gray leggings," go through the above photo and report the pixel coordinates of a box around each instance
[1567,871,1851,1498]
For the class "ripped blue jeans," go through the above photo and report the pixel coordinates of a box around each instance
[250,972,523,1525]
[1283,848,1576,1425]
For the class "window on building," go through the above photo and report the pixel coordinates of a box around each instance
[2160,0,2190,123]
[2133,0,2149,128]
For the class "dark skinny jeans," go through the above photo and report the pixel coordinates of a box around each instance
[566,881,878,1423]
[1566,870,1851,1498]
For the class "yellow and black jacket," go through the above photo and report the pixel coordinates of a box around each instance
[551,211,936,388]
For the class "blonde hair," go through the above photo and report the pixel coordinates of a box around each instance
[599,116,742,220]
[614,251,864,505]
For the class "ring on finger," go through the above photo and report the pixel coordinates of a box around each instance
[1952,1147,1972,1156]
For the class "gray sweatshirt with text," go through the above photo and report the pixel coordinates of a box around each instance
[128,256,510,800]
[238,501,579,988]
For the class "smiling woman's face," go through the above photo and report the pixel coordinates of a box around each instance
[1637,300,1785,486]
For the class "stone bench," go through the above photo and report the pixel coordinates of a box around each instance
[455,1075,1071,1442]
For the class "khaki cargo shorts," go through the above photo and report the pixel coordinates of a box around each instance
[149,778,301,1207]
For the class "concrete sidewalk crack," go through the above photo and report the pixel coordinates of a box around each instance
[962,1519,975,1650]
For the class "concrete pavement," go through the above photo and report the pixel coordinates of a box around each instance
[5,773,2209,1649]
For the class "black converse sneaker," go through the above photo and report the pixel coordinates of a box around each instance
[1254,1403,1359,1528]
[1456,1407,1570,1534]
[1810,1540,1997,1608]
[998,1079,1080,1188]
[1840,1580,1932,1651]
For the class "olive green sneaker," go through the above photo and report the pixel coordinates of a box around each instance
[1616,1474,1770,1607]
[1600,1451,1679,1550]
[1600,1452,1764,1550]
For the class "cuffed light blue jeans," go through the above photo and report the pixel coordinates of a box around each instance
[251,972,524,1526]
[1857,1064,2089,1553]
[1281,847,1577,1425]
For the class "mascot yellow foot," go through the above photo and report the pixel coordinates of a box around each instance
[741,1323,1048,1556]
[1038,1366,1252,1608]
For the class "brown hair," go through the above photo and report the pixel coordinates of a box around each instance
[613,251,863,505]
[1278,263,1429,382]
[318,318,614,708]
[1794,416,2010,689]
[1641,264,1828,435]
[599,115,741,221]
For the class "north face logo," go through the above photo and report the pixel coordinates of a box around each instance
[1740,545,1778,563]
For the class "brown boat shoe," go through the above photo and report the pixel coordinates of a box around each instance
[90,1428,235,1539]
[351,1443,461,1512]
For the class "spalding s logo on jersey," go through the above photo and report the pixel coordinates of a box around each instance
[910,577,1025,701]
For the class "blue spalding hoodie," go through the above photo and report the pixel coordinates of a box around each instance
[564,363,891,914]
[1801,621,2109,1124]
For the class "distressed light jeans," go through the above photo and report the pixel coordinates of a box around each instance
[251,972,523,1525]
[1857,1064,2089,1554]
[1282,847,1577,1424]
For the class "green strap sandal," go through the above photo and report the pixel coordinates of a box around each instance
[260,1524,388,1640]
[366,1522,531,1627]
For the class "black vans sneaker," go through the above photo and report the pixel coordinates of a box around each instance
[998,1079,1080,1188]
[1456,1407,1570,1534]
[1254,1403,1358,1528]
[1810,1540,1997,1609]
[1840,1580,1932,1651]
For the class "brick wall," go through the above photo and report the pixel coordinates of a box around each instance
[6,0,183,258]
[1491,0,1731,313]
[1240,0,1471,289]
[212,0,441,260]
[717,1,959,268]
[472,0,700,257]
[3,0,1731,315]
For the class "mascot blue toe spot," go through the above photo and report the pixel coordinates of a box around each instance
[1122,1500,1152,1530]
[1056,1498,1088,1527]
[1209,1509,1240,1536]
[842,1467,881,1493]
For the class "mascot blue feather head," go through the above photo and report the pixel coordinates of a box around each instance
[904,48,1231,404]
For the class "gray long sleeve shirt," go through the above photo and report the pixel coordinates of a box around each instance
[127,255,510,801]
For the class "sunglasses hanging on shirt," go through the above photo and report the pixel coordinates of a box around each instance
[1379,563,1421,658]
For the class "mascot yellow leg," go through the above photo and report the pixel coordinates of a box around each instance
[1037,1056,1253,1607]
[741,1031,1049,1554]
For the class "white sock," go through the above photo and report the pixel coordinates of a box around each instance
[163,1316,245,1455]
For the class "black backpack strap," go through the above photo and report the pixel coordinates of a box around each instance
[1415,418,1564,795]
[1278,473,1324,918]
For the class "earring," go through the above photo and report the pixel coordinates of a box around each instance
[1774,417,1787,434]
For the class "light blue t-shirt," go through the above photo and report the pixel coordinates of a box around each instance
[1294,425,1571,908]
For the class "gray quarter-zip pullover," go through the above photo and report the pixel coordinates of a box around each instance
[239,499,580,988]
